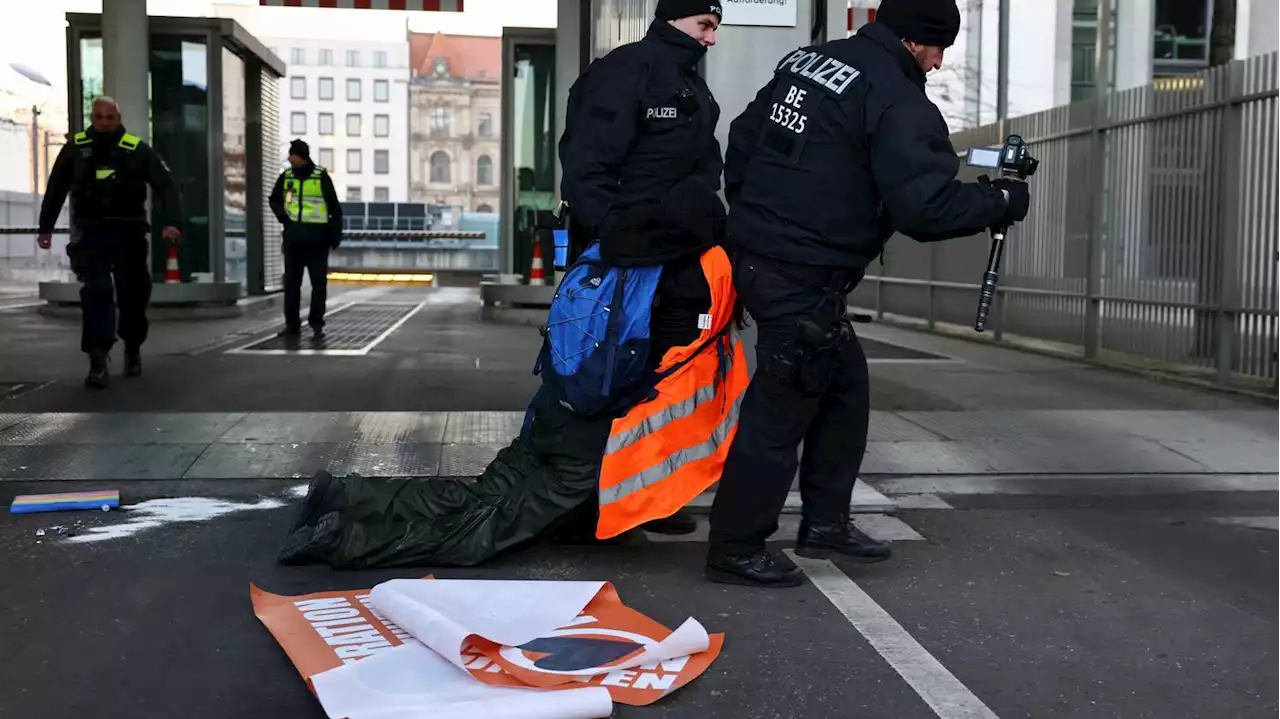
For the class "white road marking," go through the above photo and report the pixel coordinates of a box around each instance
[686,483,898,514]
[644,513,925,543]
[1210,516,1279,531]
[894,494,955,510]
[788,550,1000,719]
[223,299,424,356]
[0,300,46,311]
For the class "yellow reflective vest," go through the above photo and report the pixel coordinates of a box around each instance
[283,167,330,224]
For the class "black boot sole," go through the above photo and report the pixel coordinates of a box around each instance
[704,566,806,588]
[794,544,893,563]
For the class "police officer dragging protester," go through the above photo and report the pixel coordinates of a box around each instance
[706,0,1032,587]
[38,96,184,389]
[269,139,343,342]
[556,0,727,536]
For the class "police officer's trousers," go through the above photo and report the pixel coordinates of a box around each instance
[708,250,870,557]
[283,240,330,331]
[73,227,152,356]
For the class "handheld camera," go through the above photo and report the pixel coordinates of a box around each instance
[965,134,1038,333]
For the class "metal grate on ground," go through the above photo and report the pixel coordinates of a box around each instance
[226,302,424,356]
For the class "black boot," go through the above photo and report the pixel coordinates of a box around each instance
[641,509,698,535]
[84,351,109,389]
[795,517,893,563]
[705,548,805,588]
[124,348,142,377]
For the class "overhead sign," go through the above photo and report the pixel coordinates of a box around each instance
[720,0,798,27]
[257,0,464,10]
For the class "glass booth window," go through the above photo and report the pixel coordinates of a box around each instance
[223,47,248,293]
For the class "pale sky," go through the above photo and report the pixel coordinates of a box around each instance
[0,0,556,128]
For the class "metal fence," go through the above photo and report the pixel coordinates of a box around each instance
[850,51,1279,392]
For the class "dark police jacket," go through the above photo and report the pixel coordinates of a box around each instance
[723,21,1009,270]
[39,126,183,235]
[559,19,726,267]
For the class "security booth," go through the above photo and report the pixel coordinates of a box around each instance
[61,13,286,302]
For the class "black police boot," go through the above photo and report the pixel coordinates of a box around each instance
[278,326,301,338]
[124,348,142,377]
[84,351,110,389]
[795,517,893,563]
[311,326,326,343]
[705,548,805,588]
[641,509,698,535]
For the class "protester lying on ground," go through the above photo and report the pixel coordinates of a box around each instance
[278,243,747,569]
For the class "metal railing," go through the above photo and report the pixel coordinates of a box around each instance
[851,51,1279,392]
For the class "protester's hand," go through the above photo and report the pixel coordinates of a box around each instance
[161,226,182,243]
[36,233,51,250]
[991,178,1030,223]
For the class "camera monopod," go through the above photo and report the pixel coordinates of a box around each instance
[964,134,1038,332]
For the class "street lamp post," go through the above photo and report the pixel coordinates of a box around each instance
[9,63,53,225]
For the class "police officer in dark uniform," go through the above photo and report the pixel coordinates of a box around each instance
[557,0,727,535]
[38,97,183,389]
[269,139,343,343]
[706,0,1031,587]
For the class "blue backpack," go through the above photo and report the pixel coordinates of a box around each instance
[532,241,665,418]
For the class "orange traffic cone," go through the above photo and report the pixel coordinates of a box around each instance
[529,242,545,286]
[165,243,180,284]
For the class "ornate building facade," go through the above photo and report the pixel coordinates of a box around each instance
[408,32,501,213]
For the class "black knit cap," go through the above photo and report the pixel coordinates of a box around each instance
[655,0,722,22]
[875,0,962,48]
[289,138,310,159]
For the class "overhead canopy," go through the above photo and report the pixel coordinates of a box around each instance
[258,0,463,10]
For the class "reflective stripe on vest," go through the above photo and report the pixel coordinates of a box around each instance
[73,131,141,151]
[284,168,329,224]
[595,245,751,540]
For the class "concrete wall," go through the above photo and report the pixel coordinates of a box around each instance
[0,190,74,283]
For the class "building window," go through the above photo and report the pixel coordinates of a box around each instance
[290,76,306,99]
[318,148,334,169]
[346,50,360,67]
[348,149,363,174]
[374,186,390,202]
[429,151,450,183]
[476,203,493,213]
[318,113,334,135]
[374,79,389,103]
[374,51,388,68]
[373,114,390,137]
[475,155,493,186]
[430,107,450,132]
[346,78,361,101]
[319,49,333,66]
[318,77,334,101]
[291,48,305,65]
[477,112,493,137]
[290,112,306,135]
[346,113,362,137]
[374,150,389,174]
[346,186,362,201]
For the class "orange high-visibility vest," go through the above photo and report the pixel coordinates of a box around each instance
[595,245,750,539]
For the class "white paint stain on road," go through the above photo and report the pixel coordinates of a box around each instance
[66,497,288,544]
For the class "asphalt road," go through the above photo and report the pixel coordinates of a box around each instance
[0,479,1274,719]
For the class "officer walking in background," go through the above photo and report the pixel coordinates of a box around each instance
[706,0,1031,587]
[269,139,342,343]
[557,0,727,536]
[38,96,183,389]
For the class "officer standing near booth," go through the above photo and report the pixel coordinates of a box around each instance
[38,96,184,389]
[557,0,728,536]
[706,0,1031,587]
[269,139,343,343]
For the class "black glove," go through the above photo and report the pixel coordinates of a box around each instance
[992,178,1030,223]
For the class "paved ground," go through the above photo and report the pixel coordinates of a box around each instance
[0,284,1275,718]
[0,479,1274,719]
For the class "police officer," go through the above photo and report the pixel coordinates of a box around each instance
[706,0,1031,587]
[557,0,726,536]
[38,96,183,389]
[269,139,342,342]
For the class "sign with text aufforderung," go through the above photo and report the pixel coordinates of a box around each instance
[720,0,798,27]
